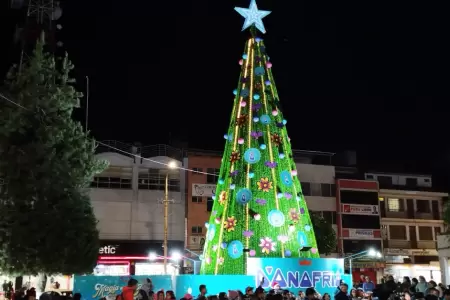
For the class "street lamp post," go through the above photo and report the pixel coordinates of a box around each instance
[344,249,382,279]
[163,161,177,275]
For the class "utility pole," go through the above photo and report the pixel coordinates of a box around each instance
[163,172,169,275]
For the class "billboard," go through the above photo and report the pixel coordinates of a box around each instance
[341,204,379,216]
[246,258,351,295]
[192,184,216,197]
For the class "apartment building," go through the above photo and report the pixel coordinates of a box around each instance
[90,141,186,276]
[367,172,446,281]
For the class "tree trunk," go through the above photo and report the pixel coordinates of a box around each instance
[37,273,47,293]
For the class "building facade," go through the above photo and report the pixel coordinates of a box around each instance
[336,179,383,282]
[91,142,186,276]
[369,172,446,281]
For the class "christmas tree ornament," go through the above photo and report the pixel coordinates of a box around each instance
[234,0,271,34]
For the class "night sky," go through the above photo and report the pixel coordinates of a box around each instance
[1,0,450,183]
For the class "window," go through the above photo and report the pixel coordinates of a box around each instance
[416,200,431,213]
[191,226,203,234]
[192,197,203,203]
[377,175,393,185]
[342,215,380,229]
[434,227,441,239]
[322,211,337,224]
[92,177,132,189]
[418,226,433,241]
[389,225,407,240]
[405,177,418,187]
[311,183,322,196]
[206,197,214,212]
[366,174,374,179]
[206,168,220,184]
[340,191,379,205]
[138,169,180,191]
[301,182,311,196]
[330,184,336,197]
[424,178,431,183]
[387,198,404,212]
[321,184,332,197]
[379,197,385,202]
[192,168,203,174]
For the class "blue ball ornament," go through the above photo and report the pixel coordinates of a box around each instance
[248,172,255,179]
[277,193,284,199]
[279,153,285,159]
[244,148,261,164]
[240,88,250,97]
[207,223,216,241]
[268,210,285,227]
[221,242,227,249]
[233,89,238,95]
[227,240,244,259]
[296,196,301,201]
[242,54,248,59]
[230,184,236,190]
[253,117,259,122]
[280,170,293,187]
[218,179,224,184]
[260,114,271,125]
[255,67,265,76]
[265,80,271,86]
[236,188,252,205]
[260,144,266,150]
[253,94,260,100]
[304,225,311,232]
[284,250,292,257]
[255,37,262,43]
[282,119,287,125]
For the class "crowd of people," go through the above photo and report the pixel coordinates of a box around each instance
[117,275,450,300]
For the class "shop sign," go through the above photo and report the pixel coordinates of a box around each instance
[99,245,117,255]
[342,229,381,240]
[192,184,216,197]
[344,261,386,269]
[341,204,379,216]
[384,248,438,256]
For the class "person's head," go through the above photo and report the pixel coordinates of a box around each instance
[146,278,152,284]
[427,288,439,297]
[412,278,419,285]
[322,293,330,300]
[443,289,450,300]
[360,275,365,280]
[246,287,254,295]
[218,292,227,300]
[199,285,207,295]
[166,291,175,299]
[340,283,348,294]
[157,291,165,300]
[428,281,437,289]
[350,289,357,297]
[404,291,412,300]
[127,279,138,290]
[388,275,394,281]
[73,293,82,300]
[419,276,426,282]
[305,288,316,300]
[298,291,305,298]
[365,276,370,282]
[415,292,425,300]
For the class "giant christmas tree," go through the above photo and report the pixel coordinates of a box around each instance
[200,0,320,275]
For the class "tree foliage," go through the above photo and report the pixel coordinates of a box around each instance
[0,37,107,276]
[310,212,337,255]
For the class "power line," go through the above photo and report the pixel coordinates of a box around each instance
[0,93,28,110]
[0,92,220,177]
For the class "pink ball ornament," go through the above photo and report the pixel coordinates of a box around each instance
[239,59,243,65]
[266,62,273,68]
[238,138,244,144]
[310,248,318,254]
[215,217,221,224]
[291,170,298,176]
[272,109,278,116]
[206,257,211,264]
[240,101,247,107]
[249,250,256,257]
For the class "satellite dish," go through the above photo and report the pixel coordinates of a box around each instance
[52,3,63,20]
[10,0,25,9]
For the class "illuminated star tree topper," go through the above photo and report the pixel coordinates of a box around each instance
[234,0,271,34]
